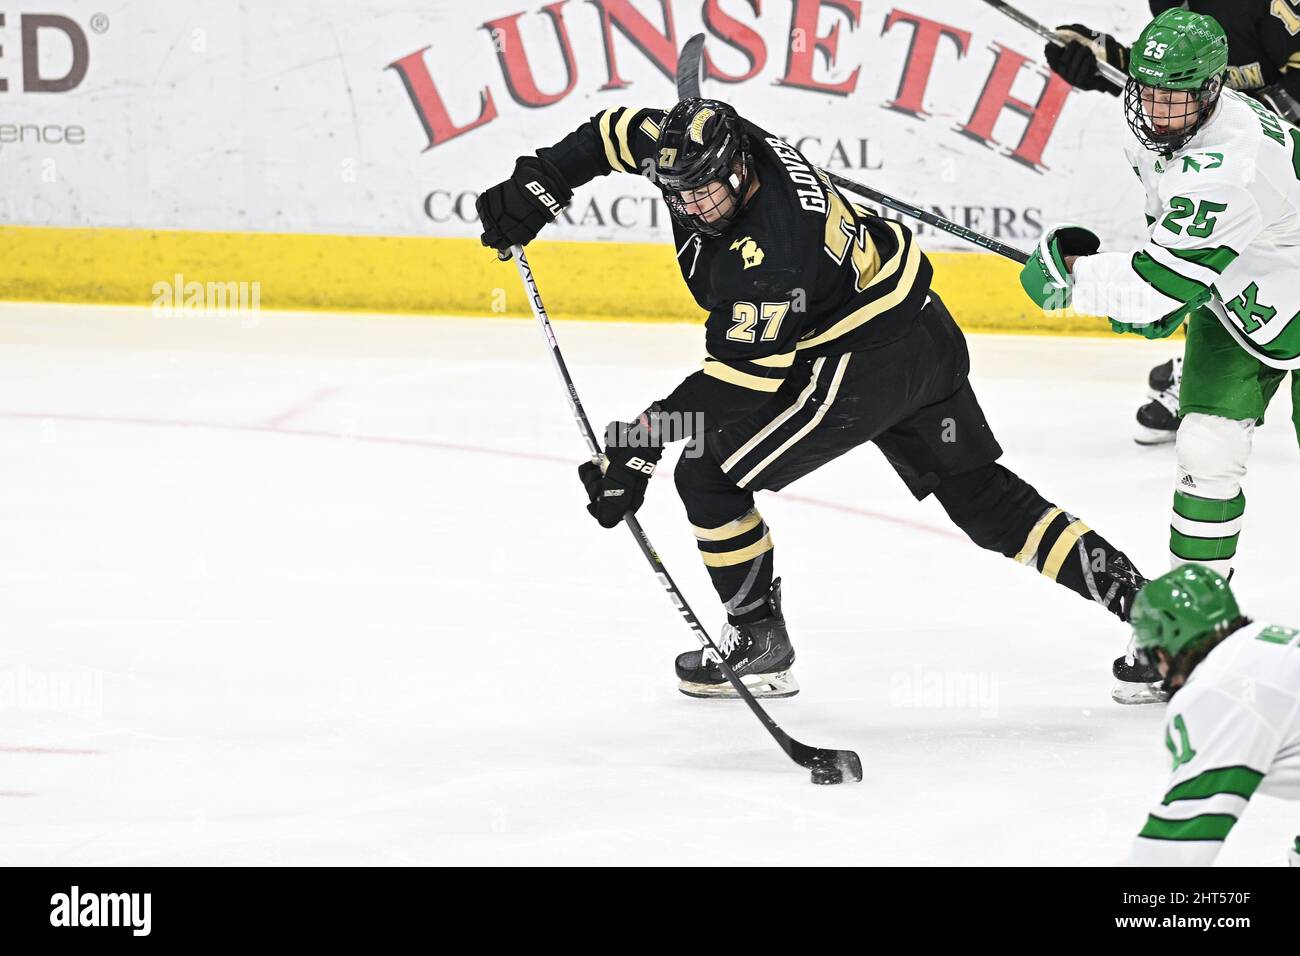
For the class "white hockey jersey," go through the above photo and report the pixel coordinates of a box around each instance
[1128,621,1300,866]
[1073,89,1300,369]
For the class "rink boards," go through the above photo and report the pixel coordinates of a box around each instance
[0,226,1117,336]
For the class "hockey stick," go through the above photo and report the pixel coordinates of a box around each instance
[824,170,1030,264]
[981,0,1128,88]
[510,243,863,785]
[673,33,1029,264]
[675,32,705,99]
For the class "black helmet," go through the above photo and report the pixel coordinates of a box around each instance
[654,98,753,238]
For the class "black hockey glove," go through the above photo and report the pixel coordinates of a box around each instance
[477,155,573,255]
[1255,78,1300,125]
[1045,25,1128,96]
[578,418,664,529]
[1053,225,1101,261]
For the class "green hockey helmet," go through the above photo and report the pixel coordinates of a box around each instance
[1124,9,1228,154]
[1130,564,1240,662]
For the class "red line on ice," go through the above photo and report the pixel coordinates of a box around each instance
[262,385,342,428]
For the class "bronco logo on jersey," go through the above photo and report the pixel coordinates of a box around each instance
[687,107,716,145]
[729,236,765,269]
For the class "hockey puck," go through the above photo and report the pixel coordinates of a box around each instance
[810,766,844,785]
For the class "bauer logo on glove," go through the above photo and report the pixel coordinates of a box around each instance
[476,155,574,255]
[524,180,565,219]
[577,419,665,528]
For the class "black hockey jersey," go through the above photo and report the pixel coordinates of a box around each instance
[1151,1,1300,93]
[538,106,933,431]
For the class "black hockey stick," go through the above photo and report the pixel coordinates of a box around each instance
[510,243,863,785]
[981,0,1128,87]
[672,34,1029,264]
[823,170,1030,264]
[675,32,705,99]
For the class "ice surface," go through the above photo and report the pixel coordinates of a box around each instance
[1,303,1295,865]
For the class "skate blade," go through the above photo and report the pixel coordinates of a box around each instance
[1133,425,1177,446]
[1111,681,1168,705]
[677,670,800,699]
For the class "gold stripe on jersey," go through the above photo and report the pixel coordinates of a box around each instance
[614,108,639,170]
[848,204,884,287]
[819,172,883,291]
[639,115,662,139]
[598,109,630,172]
[1042,520,1091,582]
[751,351,796,368]
[700,532,774,568]
[1015,507,1063,565]
[702,357,784,392]
[795,220,921,351]
[722,358,826,473]
[692,508,764,542]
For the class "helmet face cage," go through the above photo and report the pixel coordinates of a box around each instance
[1124,75,1222,155]
[655,99,753,238]
[661,150,750,239]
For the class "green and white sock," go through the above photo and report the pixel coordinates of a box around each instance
[1169,489,1244,573]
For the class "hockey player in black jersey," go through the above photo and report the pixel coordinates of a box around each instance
[1045,1,1300,446]
[477,99,1155,702]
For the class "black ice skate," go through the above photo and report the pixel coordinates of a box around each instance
[1134,357,1182,446]
[1112,640,1167,705]
[1106,556,1163,703]
[675,578,798,699]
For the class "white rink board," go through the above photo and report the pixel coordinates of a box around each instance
[0,304,1296,865]
[0,0,1152,248]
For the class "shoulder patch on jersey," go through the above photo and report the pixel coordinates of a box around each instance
[1179,151,1223,173]
[729,236,765,269]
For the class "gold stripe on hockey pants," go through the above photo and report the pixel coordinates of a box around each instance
[736,354,851,488]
